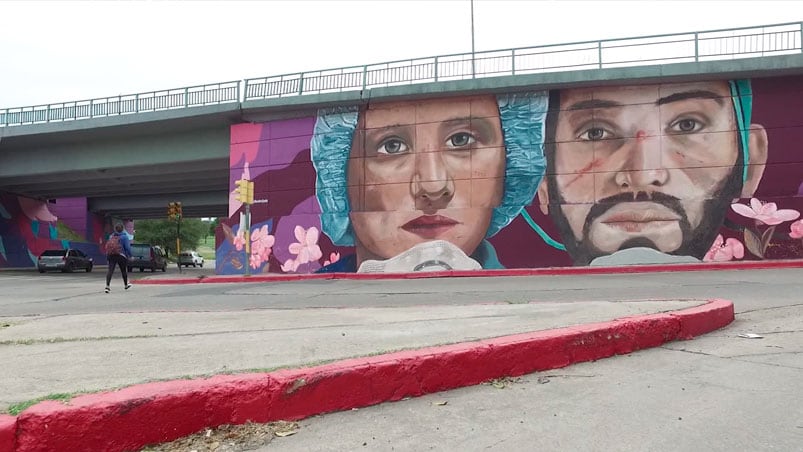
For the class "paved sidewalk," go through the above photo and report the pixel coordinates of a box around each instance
[0,299,704,412]
[1,290,734,452]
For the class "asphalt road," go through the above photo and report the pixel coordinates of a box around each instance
[1,267,801,451]
[1,265,801,316]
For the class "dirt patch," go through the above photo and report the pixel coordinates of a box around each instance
[140,420,299,452]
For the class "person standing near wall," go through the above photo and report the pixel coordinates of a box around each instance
[105,223,133,293]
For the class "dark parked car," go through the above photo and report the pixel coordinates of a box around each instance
[38,249,94,273]
[127,244,167,272]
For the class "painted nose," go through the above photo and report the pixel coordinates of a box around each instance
[614,131,669,189]
[413,150,454,207]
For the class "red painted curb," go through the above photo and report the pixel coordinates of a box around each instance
[0,415,15,452]
[135,259,803,285]
[9,299,733,452]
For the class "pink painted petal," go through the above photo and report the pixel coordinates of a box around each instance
[749,198,763,213]
[297,247,310,265]
[288,242,303,255]
[281,258,298,273]
[266,235,275,247]
[308,244,323,262]
[305,227,320,246]
[759,202,778,216]
[19,198,58,222]
[725,238,745,259]
[294,225,306,243]
[731,203,758,219]
[774,209,801,222]
[790,220,803,239]
[330,252,340,263]
[758,209,798,226]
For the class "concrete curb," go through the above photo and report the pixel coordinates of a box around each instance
[1,299,734,452]
[135,259,803,285]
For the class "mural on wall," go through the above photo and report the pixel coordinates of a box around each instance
[0,194,107,269]
[217,75,803,274]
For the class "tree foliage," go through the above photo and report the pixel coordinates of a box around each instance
[133,218,208,256]
[208,218,220,237]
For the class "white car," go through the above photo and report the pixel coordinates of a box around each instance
[178,251,204,267]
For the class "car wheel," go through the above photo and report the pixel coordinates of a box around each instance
[38,269,45,273]
[65,263,75,273]
[86,264,93,273]
[151,266,155,272]
[140,267,144,272]
[192,263,196,268]
[128,267,133,272]
[162,265,167,272]
[199,263,203,268]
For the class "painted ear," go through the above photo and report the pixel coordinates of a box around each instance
[742,124,768,198]
[537,180,549,215]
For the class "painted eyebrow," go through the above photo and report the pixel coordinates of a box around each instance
[565,99,622,111]
[438,116,499,140]
[656,90,725,106]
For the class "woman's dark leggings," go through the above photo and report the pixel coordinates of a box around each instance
[106,254,129,286]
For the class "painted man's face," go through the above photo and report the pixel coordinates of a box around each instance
[540,81,767,265]
[347,96,506,263]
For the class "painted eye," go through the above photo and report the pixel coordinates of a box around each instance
[377,138,409,155]
[672,118,701,133]
[580,127,610,141]
[447,132,476,148]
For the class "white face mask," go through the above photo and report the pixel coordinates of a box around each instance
[357,240,482,273]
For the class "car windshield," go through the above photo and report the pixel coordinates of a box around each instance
[130,244,151,257]
[41,250,67,257]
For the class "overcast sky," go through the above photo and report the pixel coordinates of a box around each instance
[0,0,799,108]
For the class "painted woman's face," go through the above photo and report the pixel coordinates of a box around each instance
[346,95,506,263]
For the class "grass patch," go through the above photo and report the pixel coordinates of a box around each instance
[7,393,73,415]
[197,235,216,260]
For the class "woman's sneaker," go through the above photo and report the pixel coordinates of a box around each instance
[125,284,133,290]
[104,287,110,294]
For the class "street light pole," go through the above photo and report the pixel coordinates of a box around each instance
[471,0,476,78]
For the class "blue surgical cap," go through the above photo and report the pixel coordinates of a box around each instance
[310,93,549,246]
[729,79,752,183]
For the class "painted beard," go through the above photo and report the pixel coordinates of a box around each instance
[546,163,744,266]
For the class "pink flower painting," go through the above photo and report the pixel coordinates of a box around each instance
[703,234,745,262]
[249,225,275,270]
[790,219,803,239]
[323,252,340,266]
[281,226,323,273]
[731,198,799,226]
[730,198,801,259]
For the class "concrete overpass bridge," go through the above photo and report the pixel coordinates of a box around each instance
[1,21,802,220]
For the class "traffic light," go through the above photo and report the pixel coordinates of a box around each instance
[234,178,254,204]
[167,202,183,219]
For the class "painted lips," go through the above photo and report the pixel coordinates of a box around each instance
[402,215,459,238]
[600,204,681,233]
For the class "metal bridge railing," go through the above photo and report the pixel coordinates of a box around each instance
[243,22,802,99]
[1,81,240,127]
[2,22,801,128]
